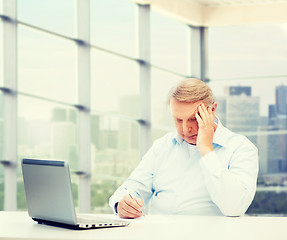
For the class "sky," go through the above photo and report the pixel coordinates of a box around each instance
[208,23,287,116]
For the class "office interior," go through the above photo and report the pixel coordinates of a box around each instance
[1,0,287,216]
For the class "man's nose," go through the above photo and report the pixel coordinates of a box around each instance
[182,122,192,134]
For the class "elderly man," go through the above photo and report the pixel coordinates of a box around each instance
[109,78,258,218]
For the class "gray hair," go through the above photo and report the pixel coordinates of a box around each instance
[168,78,215,106]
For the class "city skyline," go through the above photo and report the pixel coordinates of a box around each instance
[2,83,287,212]
[14,84,287,170]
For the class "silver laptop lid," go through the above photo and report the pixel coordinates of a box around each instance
[22,159,77,225]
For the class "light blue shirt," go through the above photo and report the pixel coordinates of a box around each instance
[109,118,259,216]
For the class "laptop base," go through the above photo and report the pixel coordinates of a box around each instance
[33,218,128,230]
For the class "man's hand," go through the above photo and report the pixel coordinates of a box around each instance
[117,194,144,219]
[195,104,216,156]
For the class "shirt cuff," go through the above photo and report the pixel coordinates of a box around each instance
[200,151,225,178]
[114,202,119,214]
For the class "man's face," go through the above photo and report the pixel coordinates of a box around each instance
[170,98,204,145]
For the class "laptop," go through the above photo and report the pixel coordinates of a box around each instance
[22,158,129,230]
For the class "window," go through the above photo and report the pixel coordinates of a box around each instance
[90,0,136,57]
[0,92,4,210]
[91,49,139,118]
[150,11,189,141]
[17,95,79,210]
[17,0,75,38]
[18,25,77,104]
[208,23,287,215]
[151,11,189,75]
[208,24,287,80]
[151,68,182,141]
[90,113,140,213]
[0,19,3,86]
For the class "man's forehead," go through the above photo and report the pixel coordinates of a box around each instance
[170,100,203,118]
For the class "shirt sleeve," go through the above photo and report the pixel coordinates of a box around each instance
[108,142,157,214]
[200,139,259,216]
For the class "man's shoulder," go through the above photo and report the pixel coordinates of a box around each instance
[224,127,258,151]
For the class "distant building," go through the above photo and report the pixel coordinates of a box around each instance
[259,125,286,174]
[0,94,3,118]
[0,119,3,160]
[214,97,226,126]
[52,108,76,123]
[226,86,252,96]
[90,95,141,180]
[118,95,139,151]
[268,104,278,126]
[275,86,287,173]
[91,114,101,149]
[216,86,259,136]
[276,85,287,115]
[215,86,260,149]
[225,95,260,133]
[263,86,287,174]
[0,94,3,160]
[257,126,268,174]
[51,108,77,169]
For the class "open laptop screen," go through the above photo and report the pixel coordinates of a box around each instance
[22,159,77,225]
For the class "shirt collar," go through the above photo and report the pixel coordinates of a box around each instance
[212,116,228,147]
[173,133,183,145]
[172,116,228,147]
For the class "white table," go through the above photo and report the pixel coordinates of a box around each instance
[0,211,285,240]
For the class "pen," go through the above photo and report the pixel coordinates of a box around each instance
[124,187,144,216]
[124,187,135,200]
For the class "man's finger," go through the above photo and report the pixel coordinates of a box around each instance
[123,199,142,214]
[199,104,213,125]
[118,198,143,218]
[199,104,209,121]
[118,204,142,219]
[134,197,143,208]
[195,112,203,124]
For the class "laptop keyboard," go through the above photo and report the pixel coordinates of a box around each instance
[77,217,111,224]
[76,215,129,228]
[76,215,127,224]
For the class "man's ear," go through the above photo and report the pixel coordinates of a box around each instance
[212,102,218,112]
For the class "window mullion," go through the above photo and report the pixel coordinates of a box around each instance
[2,0,17,211]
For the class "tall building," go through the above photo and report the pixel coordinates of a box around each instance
[0,119,3,161]
[226,86,252,96]
[51,108,77,170]
[262,86,287,174]
[258,124,285,174]
[257,125,268,174]
[225,96,260,134]
[214,96,226,126]
[259,105,280,174]
[215,86,260,152]
[268,105,278,126]
[91,114,100,149]
[0,94,3,161]
[268,86,287,173]
[276,85,287,115]
[118,95,139,151]
[216,86,259,135]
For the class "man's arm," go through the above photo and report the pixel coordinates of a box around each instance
[109,141,157,218]
[201,144,258,216]
[196,104,258,216]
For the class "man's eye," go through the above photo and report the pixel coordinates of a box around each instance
[176,119,182,123]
